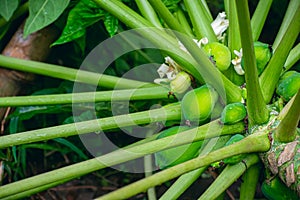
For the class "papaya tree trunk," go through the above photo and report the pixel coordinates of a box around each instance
[0,21,59,120]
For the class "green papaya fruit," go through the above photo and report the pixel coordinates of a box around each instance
[181,84,219,123]
[203,42,231,71]
[254,41,272,75]
[241,41,272,75]
[154,126,203,169]
[220,102,247,124]
[261,176,298,200]
[223,134,246,165]
[170,71,191,95]
[276,70,300,101]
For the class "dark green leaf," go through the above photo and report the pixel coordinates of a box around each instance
[0,0,19,21]
[63,110,95,124]
[9,105,71,121]
[53,138,88,159]
[24,0,70,37]
[104,13,118,37]
[52,0,105,46]
[21,143,69,153]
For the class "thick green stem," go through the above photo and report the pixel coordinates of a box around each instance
[0,55,155,89]
[182,0,216,41]
[226,0,241,55]
[275,90,300,142]
[0,120,244,198]
[223,0,244,86]
[199,155,259,200]
[160,136,231,200]
[199,0,213,22]
[147,0,187,35]
[259,5,300,103]
[235,0,269,126]
[0,87,170,106]
[284,43,300,72]
[0,103,181,149]
[160,167,206,200]
[251,0,273,41]
[144,130,157,200]
[95,132,269,200]
[272,0,300,51]
[239,163,261,200]
[94,0,242,103]
[174,8,193,37]
[135,0,162,28]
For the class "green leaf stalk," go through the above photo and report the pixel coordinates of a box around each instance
[0,120,244,198]
[260,4,300,103]
[235,0,269,126]
[0,87,170,106]
[95,131,269,200]
[182,0,216,41]
[275,90,300,142]
[0,55,155,89]
[0,103,181,149]
[239,164,261,200]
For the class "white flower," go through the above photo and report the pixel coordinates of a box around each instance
[157,63,169,78]
[211,12,229,40]
[178,37,209,53]
[232,49,245,75]
[154,61,178,84]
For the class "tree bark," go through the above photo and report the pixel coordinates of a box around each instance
[0,21,59,120]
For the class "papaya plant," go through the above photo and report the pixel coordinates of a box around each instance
[0,0,299,199]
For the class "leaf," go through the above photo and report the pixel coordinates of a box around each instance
[24,0,70,37]
[53,138,89,159]
[0,0,19,21]
[52,0,105,46]
[9,105,71,121]
[104,13,118,37]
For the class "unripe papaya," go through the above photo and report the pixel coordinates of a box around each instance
[223,134,246,164]
[181,84,219,123]
[154,126,203,169]
[220,102,247,124]
[254,41,272,75]
[241,41,272,75]
[276,70,300,101]
[203,42,231,71]
[170,71,191,95]
[261,176,298,200]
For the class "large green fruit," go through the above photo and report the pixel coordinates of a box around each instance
[154,126,203,169]
[220,102,247,124]
[203,42,231,71]
[276,70,300,101]
[181,84,219,123]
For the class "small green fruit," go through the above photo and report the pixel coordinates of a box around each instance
[220,102,247,124]
[154,126,203,169]
[276,70,300,101]
[181,84,219,123]
[203,42,231,71]
[170,71,191,94]
[254,41,272,74]
[241,41,272,75]
[223,134,245,165]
